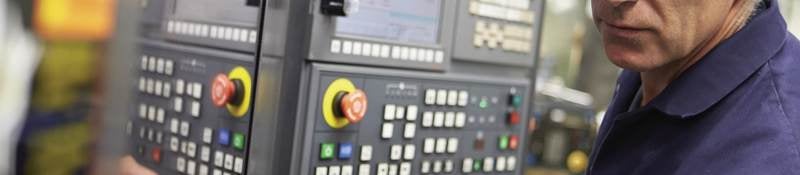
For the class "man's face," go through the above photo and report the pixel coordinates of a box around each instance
[592,0,735,71]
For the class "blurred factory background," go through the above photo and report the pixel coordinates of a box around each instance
[1,0,799,175]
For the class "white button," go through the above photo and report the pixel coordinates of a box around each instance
[423,138,434,154]
[186,81,194,97]
[180,121,190,137]
[210,26,219,38]
[193,83,203,99]
[447,138,458,153]
[156,58,165,74]
[463,158,473,173]
[176,79,185,95]
[249,30,257,43]
[139,103,147,119]
[187,160,197,175]
[147,128,154,141]
[394,106,405,120]
[390,145,402,160]
[420,161,430,173]
[163,83,172,97]
[199,164,209,175]
[203,128,213,144]
[381,123,394,139]
[399,162,411,175]
[444,160,453,173]
[435,89,447,105]
[424,89,436,105]
[187,141,197,158]
[353,42,363,55]
[403,123,415,139]
[383,104,396,120]
[139,77,146,92]
[484,157,494,172]
[148,57,156,71]
[458,91,469,106]
[416,49,426,62]
[447,90,458,106]
[433,112,444,127]
[435,138,447,154]
[170,118,180,133]
[444,112,455,127]
[377,163,388,175]
[177,156,187,173]
[234,157,244,173]
[173,97,183,113]
[214,151,224,167]
[434,51,444,63]
[329,166,341,175]
[343,41,353,54]
[342,165,353,175]
[400,47,409,60]
[507,156,517,171]
[157,108,165,124]
[432,160,442,173]
[191,100,201,118]
[224,154,234,170]
[224,27,233,40]
[358,164,370,175]
[331,40,342,53]
[402,144,414,160]
[316,166,328,175]
[455,112,466,128]
[405,105,417,121]
[388,164,398,175]
[421,112,433,127]
[362,43,372,56]
[360,145,373,161]
[496,156,506,171]
[147,105,156,121]
[155,80,163,96]
[170,136,180,151]
[213,168,222,175]
[371,43,381,57]
[216,27,225,40]
[146,78,154,94]
[391,46,400,59]
[201,146,210,162]
[140,56,148,70]
[409,48,418,61]
[239,29,249,42]
[380,45,390,58]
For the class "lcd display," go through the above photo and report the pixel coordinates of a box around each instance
[174,0,259,25]
[335,0,442,45]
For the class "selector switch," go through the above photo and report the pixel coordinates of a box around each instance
[322,78,368,129]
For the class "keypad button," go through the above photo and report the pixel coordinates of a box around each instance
[383,104,396,120]
[388,164,398,175]
[180,121,190,137]
[163,83,172,98]
[509,135,519,150]
[447,90,458,106]
[187,160,197,175]
[435,89,447,105]
[170,118,180,133]
[405,105,418,121]
[342,165,353,175]
[423,138,434,154]
[176,79,185,95]
[462,158,473,173]
[218,128,230,146]
[499,135,509,150]
[394,106,405,120]
[377,163,388,175]
[156,108,165,124]
[444,160,453,173]
[203,128,213,144]
[234,157,244,173]
[444,112,455,127]
[399,162,411,175]
[421,112,433,127]
[165,60,174,75]
[156,58,165,74]
[214,151,224,167]
[316,166,327,175]
[147,105,156,121]
[381,123,394,139]
[403,123,415,139]
[458,90,469,106]
[155,80,163,96]
[201,146,211,162]
[424,89,436,105]
[447,138,459,153]
[358,164,370,175]
[139,77,146,92]
[329,166,341,175]
[390,145,402,161]
[432,160,442,173]
[187,141,197,158]
[192,83,203,99]
[433,112,444,127]
[320,142,336,160]
[507,156,517,171]
[359,145,373,161]
[435,138,447,154]
[146,78,154,94]
[233,133,245,151]
[338,142,353,160]
[496,156,507,171]
[191,100,201,118]
[224,154,234,170]
[455,112,466,128]
[402,145,414,160]
[420,161,430,173]
[199,164,208,175]
[174,97,183,113]
[484,157,494,172]
[141,56,148,70]
[177,156,187,173]
[213,169,222,175]
[170,136,180,151]
[139,103,147,119]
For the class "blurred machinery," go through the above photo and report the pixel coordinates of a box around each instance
[121,0,545,175]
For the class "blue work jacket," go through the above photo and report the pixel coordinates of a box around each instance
[588,0,800,174]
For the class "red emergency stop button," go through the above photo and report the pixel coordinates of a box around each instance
[507,111,520,125]
[212,74,235,107]
[340,89,368,123]
[509,135,519,150]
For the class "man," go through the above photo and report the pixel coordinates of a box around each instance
[589,0,800,174]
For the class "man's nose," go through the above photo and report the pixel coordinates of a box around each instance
[607,0,637,7]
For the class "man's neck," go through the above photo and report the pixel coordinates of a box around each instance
[640,0,760,106]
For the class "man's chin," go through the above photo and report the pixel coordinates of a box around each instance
[605,49,659,72]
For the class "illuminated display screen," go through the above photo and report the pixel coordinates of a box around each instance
[335,0,442,45]
[174,0,259,25]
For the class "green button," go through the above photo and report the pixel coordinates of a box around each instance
[511,95,523,107]
[473,159,483,171]
[499,135,509,150]
[233,133,245,150]
[320,143,335,160]
[479,99,488,108]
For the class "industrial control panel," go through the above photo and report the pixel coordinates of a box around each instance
[299,64,529,175]
[127,41,256,175]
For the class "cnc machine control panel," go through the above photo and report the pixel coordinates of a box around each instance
[302,65,529,175]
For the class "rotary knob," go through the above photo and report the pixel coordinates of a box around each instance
[211,74,244,107]
[320,0,360,16]
[334,89,368,123]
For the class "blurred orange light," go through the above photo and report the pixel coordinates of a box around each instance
[34,0,116,40]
